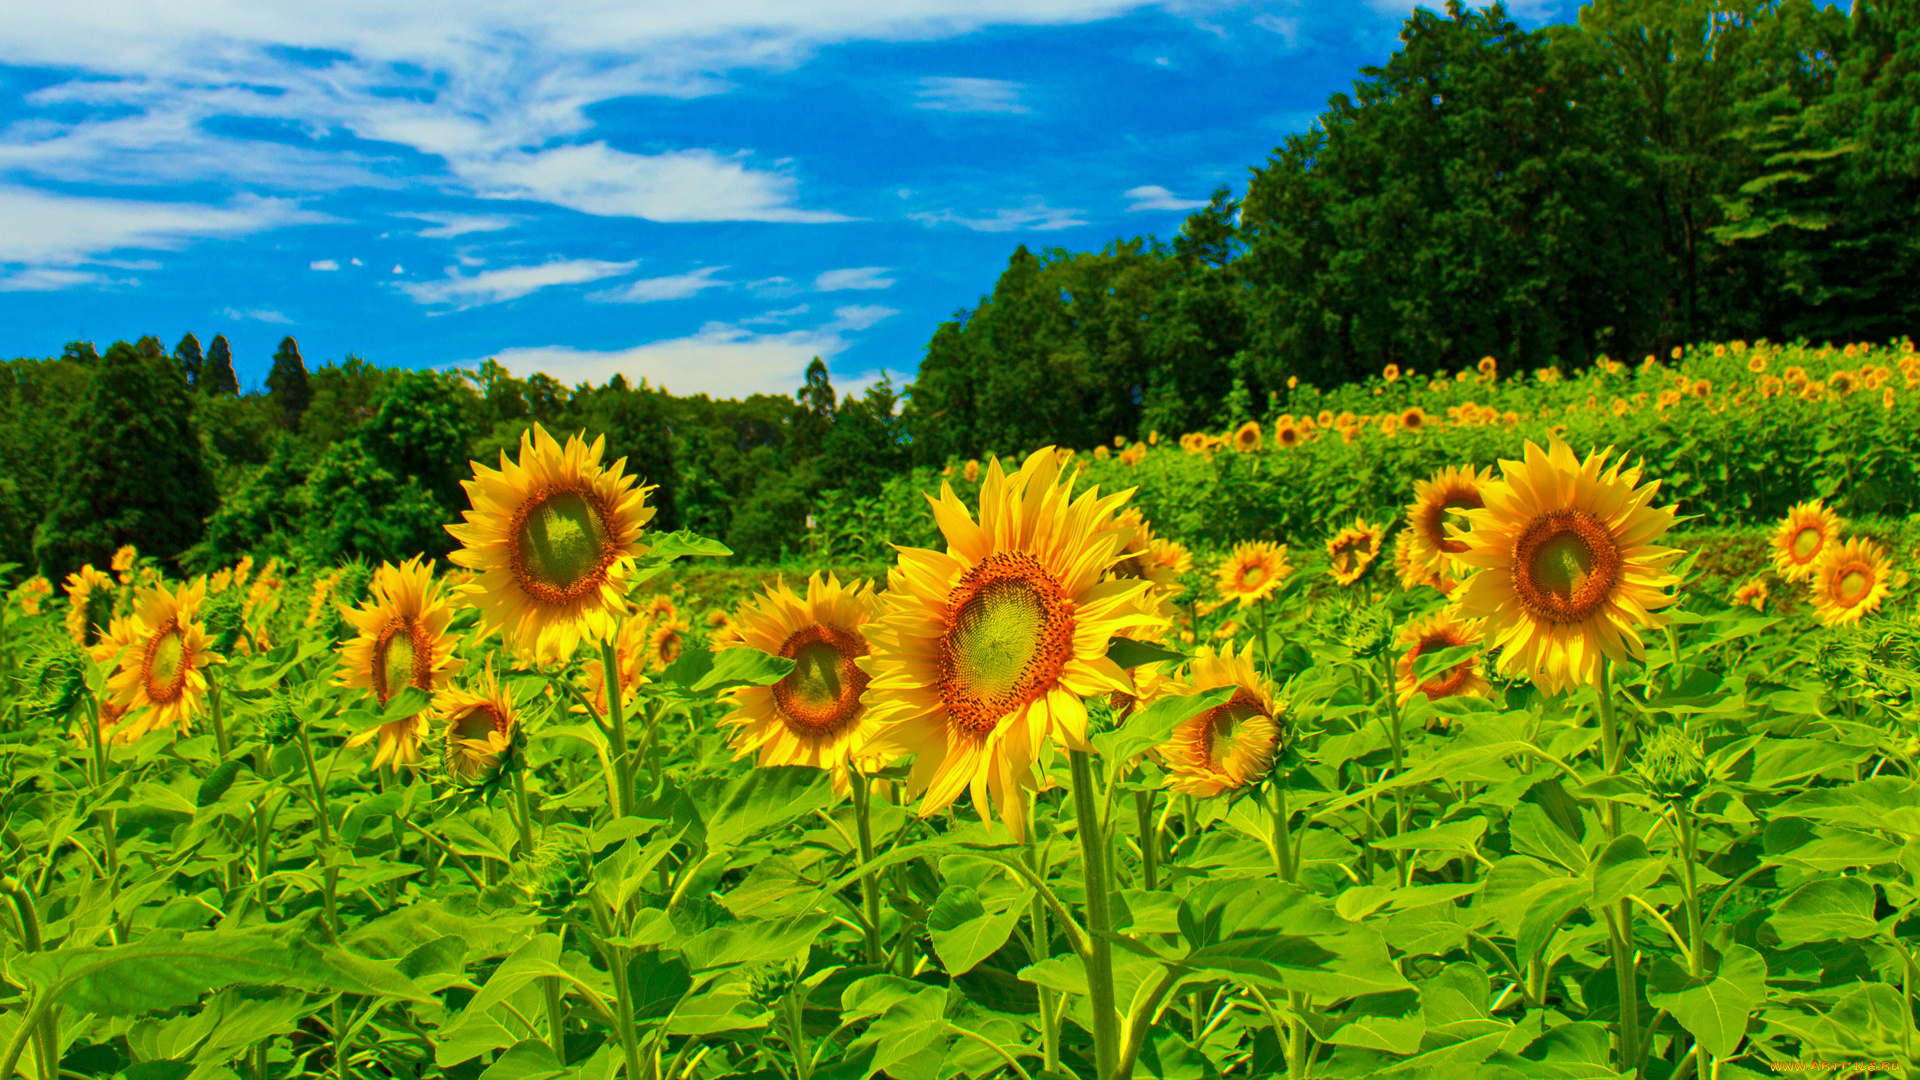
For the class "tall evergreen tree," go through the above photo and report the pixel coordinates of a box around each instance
[203,334,239,397]
[266,335,312,431]
[32,337,218,579]
[792,356,836,456]
[173,332,204,390]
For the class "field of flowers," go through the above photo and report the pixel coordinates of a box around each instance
[2,337,1918,1080]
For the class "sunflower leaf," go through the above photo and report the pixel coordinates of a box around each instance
[661,646,793,695]
[380,686,432,721]
[1106,637,1188,670]
[1092,686,1234,764]
[647,530,734,561]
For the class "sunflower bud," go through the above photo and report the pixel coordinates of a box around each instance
[528,837,593,919]
[1636,725,1706,803]
[747,961,801,1008]
[260,697,302,748]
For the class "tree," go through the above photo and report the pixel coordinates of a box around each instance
[203,334,239,397]
[792,357,837,457]
[266,336,312,430]
[174,333,204,390]
[33,337,218,578]
[61,341,98,366]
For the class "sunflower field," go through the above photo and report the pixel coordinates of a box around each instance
[3,338,1920,1080]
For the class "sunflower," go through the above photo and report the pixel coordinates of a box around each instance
[63,565,116,647]
[1478,356,1498,377]
[1157,642,1282,798]
[1405,465,1493,576]
[647,619,688,672]
[721,573,882,784]
[1392,531,1457,594]
[1275,423,1303,450]
[93,578,221,741]
[1119,442,1148,467]
[1231,421,1263,453]
[1111,509,1187,618]
[17,576,51,616]
[860,448,1164,840]
[1447,439,1683,695]
[446,424,657,663]
[1808,538,1891,627]
[1828,370,1859,396]
[337,557,466,769]
[1379,414,1401,436]
[1214,540,1293,608]
[440,663,522,785]
[1769,499,1843,583]
[110,544,138,584]
[581,612,653,713]
[1395,613,1491,706]
[1732,577,1768,611]
[1326,519,1385,586]
[1384,363,1401,383]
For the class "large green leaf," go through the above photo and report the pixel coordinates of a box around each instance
[927,885,1022,976]
[1091,686,1233,763]
[1588,835,1666,908]
[1646,945,1767,1060]
[1768,877,1879,946]
[691,765,835,851]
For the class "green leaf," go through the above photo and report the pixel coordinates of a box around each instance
[661,646,794,695]
[1646,944,1767,1060]
[1106,637,1188,670]
[1589,835,1665,908]
[1768,877,1879,946]
[646,530,733,560]
[1323,989,1425,1055]
[1516,877,1589,965]
[928,886,1021,976]
[195,760,243,808]
[1092,685,1233,764]
[1509,803,1589,875]
[477,1041,569,1080]
[381,685,432,721]
[678,915,829,972]
[693,765,835,851]
[1368,818,1486,857]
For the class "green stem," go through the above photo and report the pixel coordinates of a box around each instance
[511,766,538,860]
[1024,811,1061,1075]
[1378,653,1410,887]
[209,673,231,760]
[544,921,569,1067]
[1068,750,1121,1080]
[1595,661,1638,1072]
[850,768,884,966]
[589,894,645,1080]
[1,877,59,1080]
[599,638,635,819]
[1678,804,1708,1080]
[1267,781,1296,884]
[783,989,813,1080]
[1135,789,1159,891]
[296,722,341,939]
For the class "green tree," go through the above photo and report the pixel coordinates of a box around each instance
[203,334,239,397]
[792,356,837,457]
[33,337,218,578]
[173,333,204,390]
[819,374,908,498]
[266,336,313,431]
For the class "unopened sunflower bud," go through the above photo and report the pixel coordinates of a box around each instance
[1637,726,1706,803]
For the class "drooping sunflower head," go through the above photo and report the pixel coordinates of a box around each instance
[1157,642,1283,798]
[440,663,523,786]
[1395,612,1490,706]
[1733,577,1769,611]
[1808,537,1891,627]
[1405,464,1493,574]
[722,573,881,785]
[63,565,116,647]
[1214,540,1293,609]
[1326,519,1385,586]
[1770,499,1843,583]
[861,447,1164,840]
[647,619,689,672]
[446,423,656,663]
[1447,439,1683,695]
[95,578,221,739]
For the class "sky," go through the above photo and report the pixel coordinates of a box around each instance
[0,0,1582,401]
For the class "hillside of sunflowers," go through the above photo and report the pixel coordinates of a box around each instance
[1,331,1918,1080]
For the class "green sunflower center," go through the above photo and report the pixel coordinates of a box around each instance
[950,582,1045,700]
[1206,699,1269,766]
[374,617,430,705]
[1533,533,1595,599]
[453,706,503,743]
[1511,509,1624,624]
[773,624,869,738]
[143,623,188,703]
[1837,568,1870,604]
[1240,564,1267,588]
[513,489,615,603]
[938,552,1076,736]
[1791,526,1823,559]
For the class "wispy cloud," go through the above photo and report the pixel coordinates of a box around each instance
[911,199,1086,232]
[217,306,294,324]
[1123,184,1207,212]
[831,305,898,331]
[490,324,844,398]
[589,265,729,304]
[398,258,638,308]
[0,267,122,292]
[310,259,340,270]
[738,303,810,325]
[0,186,331,269]
[395,212,517,239]
[813,266,894,291]
[913,77,1030,114]
[463,145,851,223]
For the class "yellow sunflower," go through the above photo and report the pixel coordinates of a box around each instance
[63,565,116,647]
[440,663,522,784]
[1111,509,1187,626]
[1405,465,1493,575]
[581,612,653,714]
[446,424,657,663]
[1392,531,1457,594]
[1733,577,1768,611]
[1395,613,1491,706]
[721,573,881,784]
[93,578,221,741]
[1400,406,1431,432]
[110,544,138,584]
[860,447,1164,839]
[1447,439,1683,695]
[1808,538,1891,627]
[648,618,688,672]
[1326,519,1385,586]
[17,576,51,616]
[1478,355,1498,377]
[643,593,678,624]
[1157,642,1282,798]
[1231,420,1262,453]
[1275,423,1303,450]
[1770,499,1844,583]
[1214,540,1293,608]
[336,557,466,769]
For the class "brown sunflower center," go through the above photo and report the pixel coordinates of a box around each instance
[653,627,683,667]
[1422,489,1484,555]
[1836,566,1872,605]
[1791,525,1824,559]
[510,487,617,604]
[142,621,189,703]
[453,705,507,743]
[1407,633,1474,698]
[372,616,434,705]
[1511,509,1623,624]
[938,552,1076,736]
[773,624,870,738]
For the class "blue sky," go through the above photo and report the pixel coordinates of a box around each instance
[0,0,1580,400]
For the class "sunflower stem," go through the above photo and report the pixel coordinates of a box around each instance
[1023,813,1061,1074]
[598,637,636,819]
[1266,781,1296,884]
[850,767,885,966]
[1134,789,1159,891]
[1677,803,1709,1080]
[1377,653,1411,887]
[1594,660,1639,1072]
[208,671,231,760]
[589,893,645,1080]
[2,876,60,1080]
[1067,749,1121,1080]
[511,765,538,861]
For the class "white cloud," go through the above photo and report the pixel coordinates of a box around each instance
[463,144,851,223]
[310,258,340,270]
[392,264,404,273]
[350,257,363,265]
[398,257,637,308]
[738,303,810,325]
[218,306,293,324]
[910,199,1086,232]
[0,185,331,267]
[813,266,894,291]
[490,324,845,398]
[913,77,1029,114]
[831,304,897,331]
[1251,13,1300,47]
[0,267,122,292]
[395,211,517,238]
[1123,184,1207,212]
[589,265,730,303]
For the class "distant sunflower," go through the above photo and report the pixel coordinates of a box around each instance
[94,579,221,741]
[446,424,656,663]
[440,663,522,785]
[1214,540,1293,608]
[642,593,677,625]
[721,573,881,784]
[1231,420,1263,453]
[1392,531,1456,594]
[647,619,688,672]
[1733,577,1768,611]
[580,612,652,714]
[1111,509,1187,623]
[964,459,981,483]
[1748,354,1767,373]
[1808,538,1891,627]
[1477,356,1498,377]
[861,448,1163,839]
[17,576,51,616]
[1274,423,1303,450]
[1770,499,1843,583]
[1828,370,1859,396]
[1326,519,1385,586]
[1395,613,1490,705]
[1157,642,1282,798]
[1447,439,1683,695]
[63,565,116,647]
[1384,363,1401,383]
[337,557,465,769]
[1405,465,1493,575]
[1316,410,1335,428]
[110,544,138,584]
